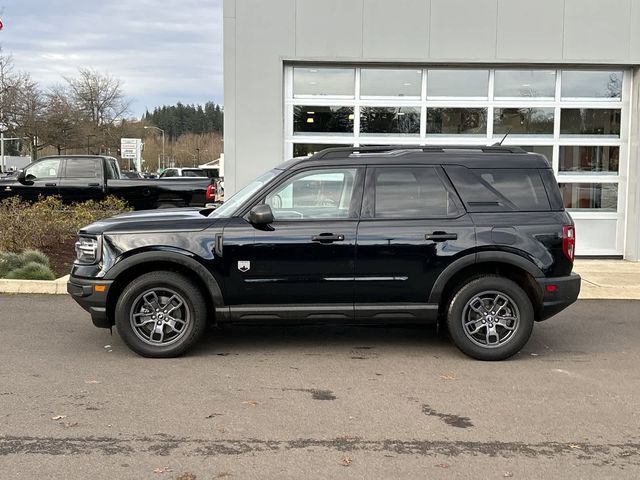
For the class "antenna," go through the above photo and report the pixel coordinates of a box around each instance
[493,127,512,147]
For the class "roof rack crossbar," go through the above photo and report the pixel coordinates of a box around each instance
[310,145,526,160]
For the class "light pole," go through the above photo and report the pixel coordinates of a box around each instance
[86,134,96,155]
[144,125,165,172]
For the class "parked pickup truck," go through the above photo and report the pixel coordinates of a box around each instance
[0,155,216,210]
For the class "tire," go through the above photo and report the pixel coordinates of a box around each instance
[114,271,208,357]
[446,275,534,361]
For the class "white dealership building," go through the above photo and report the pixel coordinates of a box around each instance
[223,0,640,259]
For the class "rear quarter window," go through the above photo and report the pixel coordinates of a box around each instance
[444,166,551,212]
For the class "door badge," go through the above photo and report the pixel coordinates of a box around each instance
[237,261,250,273]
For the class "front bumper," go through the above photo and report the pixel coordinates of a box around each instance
[536,273,581,321]
[67,276,114,329]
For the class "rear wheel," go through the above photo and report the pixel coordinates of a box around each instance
[114,271,207,357]
[446,275,534,361]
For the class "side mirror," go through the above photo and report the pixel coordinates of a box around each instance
[17,170,31,185]
[248,204,274,225]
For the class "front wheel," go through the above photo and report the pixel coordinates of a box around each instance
[114,271,207,357]
[446,275,534,361]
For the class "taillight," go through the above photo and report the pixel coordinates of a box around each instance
[206,183,216,202]
[562,225,575,261]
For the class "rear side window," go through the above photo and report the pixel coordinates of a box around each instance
[65,158,100,178]
[444,166,550,212]
[371,167,461,218]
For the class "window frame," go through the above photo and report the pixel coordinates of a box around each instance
[361,165,465,220]
[62,157,103,179]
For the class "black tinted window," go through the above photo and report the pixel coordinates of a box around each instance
[65,158,100,178]
[183,170,206,177]
[444,166,550,212]
[373,167,459,218]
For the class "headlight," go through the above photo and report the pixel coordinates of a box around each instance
[74,236,101,265]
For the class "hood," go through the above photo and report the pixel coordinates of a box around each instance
[79,207,219,235]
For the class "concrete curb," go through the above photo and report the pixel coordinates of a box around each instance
[0,275,69,295]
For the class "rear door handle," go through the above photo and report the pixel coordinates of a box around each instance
[425,232,458,242]
[88,182,100,187]
[45,183,57,187]
[312,233,345,243]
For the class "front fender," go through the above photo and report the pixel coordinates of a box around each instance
[104,249,224,307]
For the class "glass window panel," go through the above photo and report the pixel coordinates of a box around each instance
[265,168,358,220]
[559,146,619,174]
[360,69,422,97]
[494,108,554,135]
[427,69,489,97]
[426,108,487,135]
[25,158,61,179]
[559,183,618,211]
[445,166,550,212]
[360,107,420,136]
[373,167,459,218]
[519,146,553,163]
[293,106,354,135]
[65,158,100,178]
[293,67,355,97]
[494,70,556,98]
[293,143,351,157]
[561,70,623,99]
[560,109,621,136]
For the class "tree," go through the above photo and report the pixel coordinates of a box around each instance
[65,68,130,128]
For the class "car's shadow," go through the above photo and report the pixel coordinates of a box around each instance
[189,323,452,357]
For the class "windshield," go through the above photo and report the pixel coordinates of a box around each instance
[209,169,280,218]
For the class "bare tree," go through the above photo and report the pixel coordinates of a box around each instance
[65,68,131,128]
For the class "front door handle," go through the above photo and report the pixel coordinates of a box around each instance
[45,183,57,187]
[312,233,345,243]
[88,182,100,187]
[425,232,458,242]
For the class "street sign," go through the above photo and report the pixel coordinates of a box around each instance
[120,138,143,170]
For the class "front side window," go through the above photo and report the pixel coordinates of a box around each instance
[25,159,61,180]
[265,168,359,220]
[372,167,459,218]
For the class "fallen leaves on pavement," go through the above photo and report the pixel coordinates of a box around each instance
[339,456,352,467]
[51,415,67,420]
[242,400,258,406]
[152,466,172,474]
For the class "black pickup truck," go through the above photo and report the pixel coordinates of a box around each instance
[0,155,216,210]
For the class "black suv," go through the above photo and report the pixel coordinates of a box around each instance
[68,146,581,360]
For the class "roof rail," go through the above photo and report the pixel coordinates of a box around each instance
[309,145,527,160]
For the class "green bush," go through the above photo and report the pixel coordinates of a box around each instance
[5,261,56,281]
[0,252,24,277]
[0,196,130,253]
[20,249,50,267]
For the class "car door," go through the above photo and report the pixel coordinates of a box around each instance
[354,165,475,321]
[57,157,106,203]
[219,166,364,321]
[12,158,62,202]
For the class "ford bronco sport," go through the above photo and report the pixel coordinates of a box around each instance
[68,146,581,360]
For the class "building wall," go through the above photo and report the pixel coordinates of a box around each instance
[224,0,640,259]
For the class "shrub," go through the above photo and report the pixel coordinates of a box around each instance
[0,252,23,277]
[20,249,50,267]
[0,196,130,253]
[5,261,56,281]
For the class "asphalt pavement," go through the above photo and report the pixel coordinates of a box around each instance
[1,294,639,479]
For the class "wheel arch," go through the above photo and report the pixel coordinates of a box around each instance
[430,251,544,318]
[104,250,223,325]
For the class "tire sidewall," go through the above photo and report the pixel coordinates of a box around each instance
[447,276,534,361]
[115,271,206,357]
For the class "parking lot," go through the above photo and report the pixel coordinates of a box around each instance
[1,294,640,479]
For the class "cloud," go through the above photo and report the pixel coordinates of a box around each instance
[0,0,223,117]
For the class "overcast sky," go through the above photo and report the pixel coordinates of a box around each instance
[0,0,223,117]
